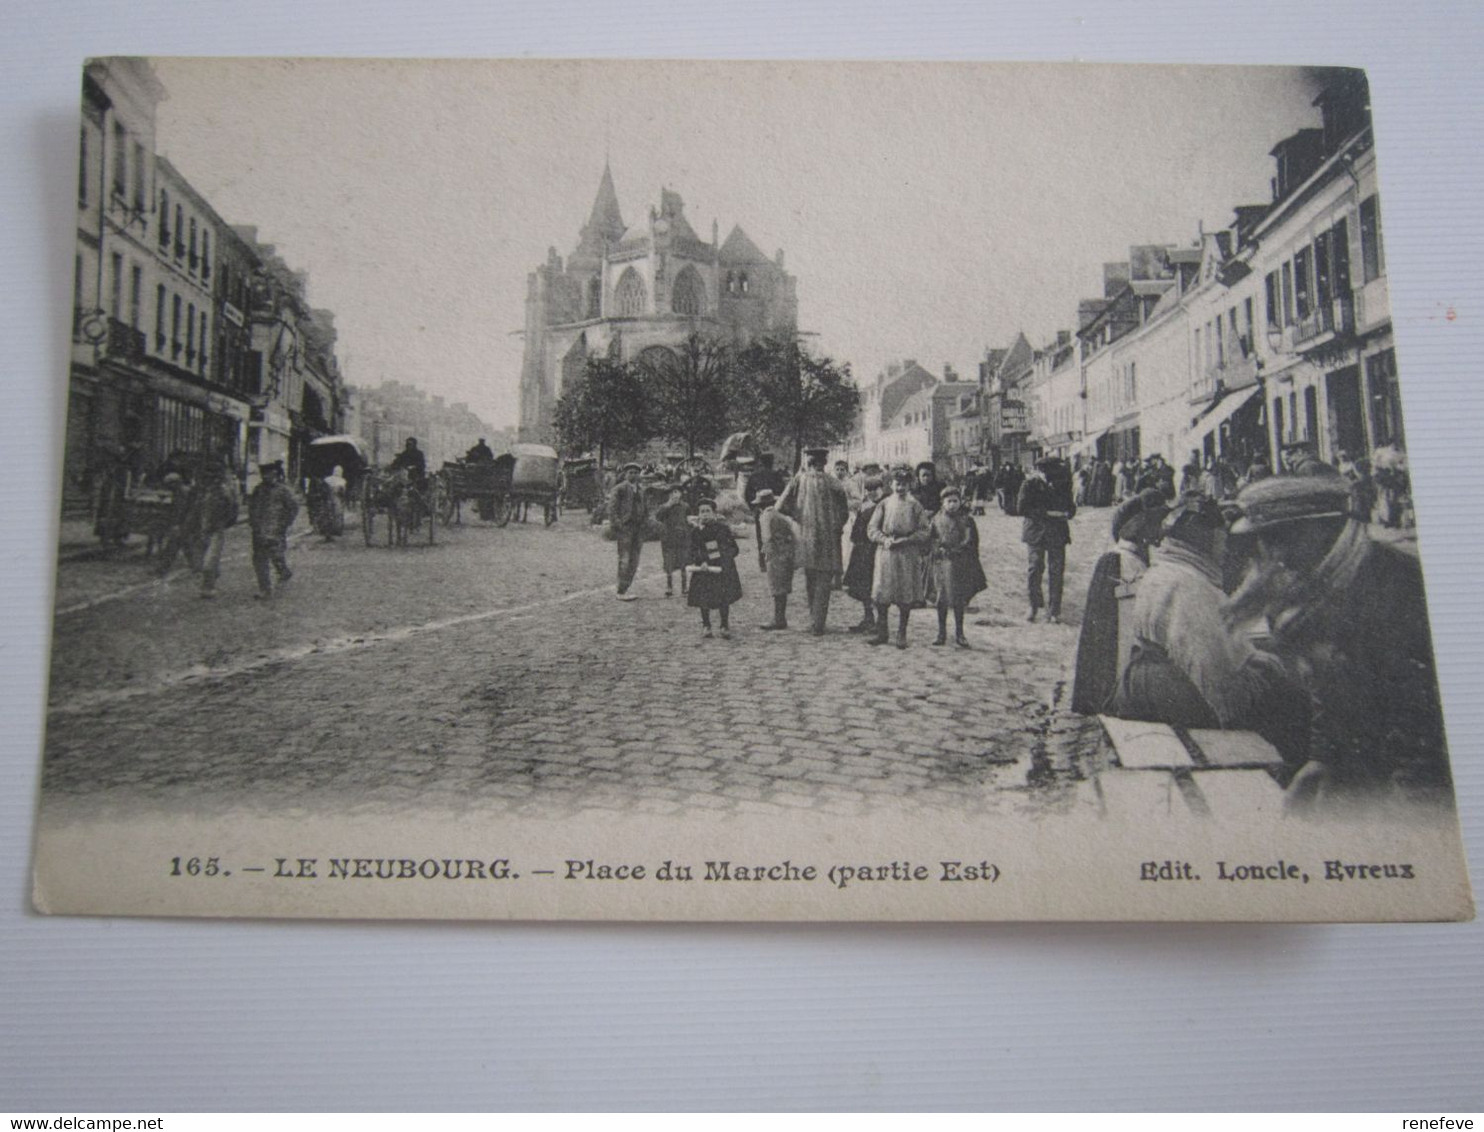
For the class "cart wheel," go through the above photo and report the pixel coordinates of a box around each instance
[495,497,512,527]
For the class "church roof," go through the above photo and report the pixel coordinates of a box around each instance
[587,163,625,237]
[719,225,769,264]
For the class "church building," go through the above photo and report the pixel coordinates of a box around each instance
[517,164,797,442]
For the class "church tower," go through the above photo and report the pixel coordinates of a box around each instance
[517,164,798,444]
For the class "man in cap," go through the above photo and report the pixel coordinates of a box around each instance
[1223,467,1452,809]
[465,437,495,464]
[246,460,297,599]
[608,462,648,600]
[1017,456,1076,623]
[777,447,850,635]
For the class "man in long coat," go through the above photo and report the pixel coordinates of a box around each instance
[247,460,297,599]
[777,447,850,635]
[1018,456,1076,623]
[608,462,648,600]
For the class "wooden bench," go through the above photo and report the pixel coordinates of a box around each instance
[1076,716,1288,819]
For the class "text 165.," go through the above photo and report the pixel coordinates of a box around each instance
[169,856,224,877]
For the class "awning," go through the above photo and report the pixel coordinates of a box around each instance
[1073,427,1110,455]
[1192,384,1262,440]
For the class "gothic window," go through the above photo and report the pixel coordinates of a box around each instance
[587,275,601,319]
[671,266,704,316]
[638,345,678,378]
[614,267,647,317]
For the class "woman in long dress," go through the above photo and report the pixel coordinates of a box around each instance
[866,469,930,649]
[1070,488,1168,714]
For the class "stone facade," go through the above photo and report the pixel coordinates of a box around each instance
[1022,71,1397,481]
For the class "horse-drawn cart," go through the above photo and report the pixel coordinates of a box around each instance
[361,466,439,547]
[503,444,562,526]
[561,457,601,514]
[437,456,512,526]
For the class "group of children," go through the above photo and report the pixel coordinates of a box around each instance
[845,469,987,649]
[648,468,988,648]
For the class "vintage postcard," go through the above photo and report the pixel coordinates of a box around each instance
[34,58,1472,921]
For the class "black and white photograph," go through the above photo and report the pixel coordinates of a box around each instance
[32,57,1473,922]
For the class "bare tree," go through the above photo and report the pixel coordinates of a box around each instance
[734,337,860,468]
[553,355,652,468]
[637,332,736,460]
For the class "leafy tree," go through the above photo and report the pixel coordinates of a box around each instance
[636,332,736,459]
[552,355,651,468]
[733,337,860,468]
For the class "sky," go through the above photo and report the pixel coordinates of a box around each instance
[150,59,1329,429]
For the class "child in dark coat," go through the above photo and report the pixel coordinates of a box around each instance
[928,484,988,646]
[843,476,884,632]
[687,497,743,638]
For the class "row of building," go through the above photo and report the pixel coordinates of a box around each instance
[848,69,1403,484]
[346,380,514,470]
[66,57,349,511]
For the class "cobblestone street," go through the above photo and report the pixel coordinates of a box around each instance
[42,506,1106,820]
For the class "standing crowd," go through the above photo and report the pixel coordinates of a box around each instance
[608,441,1450,814]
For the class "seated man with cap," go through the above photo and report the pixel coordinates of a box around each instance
[389,437,427,485]
[1108,492,1284,733]
[1223,467,1453,810]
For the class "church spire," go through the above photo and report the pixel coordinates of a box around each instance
[586,161,625,240]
